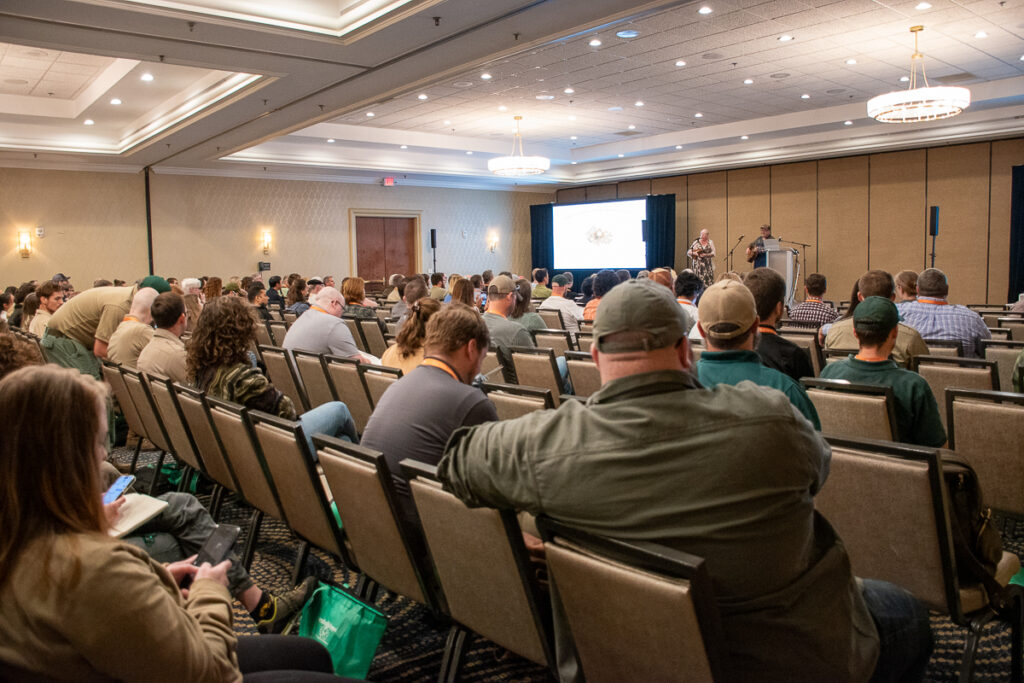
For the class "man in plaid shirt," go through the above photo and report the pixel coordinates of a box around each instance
[788,273,839,329]
[897,268,990,357]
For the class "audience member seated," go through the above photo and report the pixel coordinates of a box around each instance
[470,274,486,309]
[509,278,546,332]
[247,283,272,322]
[788,273,839,328]
[578,274,595,307]
[380,297,441,374]
[203,276,223,302]
[266,275,285,310]
[307,278,324,298]
[825,270,928,366]
[137,292,189,384]
[673,270,701,338]
[582,268,620,320]
[285,278,310,317]
[428,272,447,301]
[281,287,365,362]
[341,277,376,320]
[363,304,497,526]
[822,297,946,447]
[0,292,12,330]
[696,280,820,428]
[8,282,35,330]
[28,281,63,337]
[189,296,358,456]
[895,270,918,303]
[746,268,815,382]
[181,277,203,332]
[107,287,160,368]
[898,268,990,357]
[538,274,583,333]
[448,278,475,308]
[0,365,341,681]
[531,268,552,300]
[482,275,534,383]
[437,278,931,683]
[384,273,404,302]
[648,268,674,292]
[442,274,462,304]
[19,292,38,335]
[393,276,426,328]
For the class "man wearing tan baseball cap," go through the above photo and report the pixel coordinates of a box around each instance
[695,279,820,428]
[437,278,932,683]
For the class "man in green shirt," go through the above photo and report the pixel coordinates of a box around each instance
[531,268,552,299]
[695,280,821,429]
[822,296,947,447]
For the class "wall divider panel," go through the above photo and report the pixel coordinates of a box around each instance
[818,156,870,302]
[868,149,927,278]
[687,172,729,272]
[770,161,818,299]
[727,167,771,274]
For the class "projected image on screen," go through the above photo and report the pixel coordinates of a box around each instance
[552,199,646,270]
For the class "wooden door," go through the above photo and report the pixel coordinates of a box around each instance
[356,216,416,280]
[384,217,416,277]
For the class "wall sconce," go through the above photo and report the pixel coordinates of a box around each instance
[487,234,499,253]
[261,230,272,255]
[18,230,31,258]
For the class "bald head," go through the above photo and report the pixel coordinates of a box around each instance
[315,286,344,316]
[129,287,159,324]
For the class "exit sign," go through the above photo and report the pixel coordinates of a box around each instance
[382,177,395,187]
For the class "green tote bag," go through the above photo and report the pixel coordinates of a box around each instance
[297,582,388,678]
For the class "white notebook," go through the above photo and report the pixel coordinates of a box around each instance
[108,493,169,538]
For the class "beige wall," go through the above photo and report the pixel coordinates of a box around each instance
[0,168,551,287]
[556,137,1024,304]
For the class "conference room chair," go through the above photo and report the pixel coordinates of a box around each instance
[531,328,574,356]
[314,436,446,615]
[375,308,390,324]
[800,378,899,442]
[258,345,310,413]
[510,346,566,406]
[322,355,374,435]
[980,339,1024,394]
[282,311,298,324]
[538,309,566,331]
[359,318,390,358]
[172,384,243,520]
[480,382,555,420]
[402,460,557,681]
[923,338,965,357]
[575,331,594,353]
[983,313,1006,328]
[267,309,285,322]
[815,436,1023,683]
[479,349,506,384]
[385,320,399,336]
[101,360,153,474]
[145,373,209,492]
[822,348,853,367]
[266,320,289,347]
[580,321,594,333]
[779,328,825,376]
[536,516,724,683]
[999,317,1024,342]
[255,322,273,348]
[120,366,175,494]
[910,355,1000,428]
[564,350,601,398]
[946,389,1024,523]
[290,350,336,408]
[248,411,355,583]
[359,364,403,409]
[990,327,1012,340]
[341,317,370,353]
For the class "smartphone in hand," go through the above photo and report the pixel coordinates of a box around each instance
[102,475,135,505]
[180,524,241,589]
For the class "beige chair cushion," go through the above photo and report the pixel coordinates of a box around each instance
[294,354,335,408]
[173,391,237,492]
[324,361,373,433]
[807,389,894,441]
[362,371,398,408]
[102,364,147,441]
[512,353,562,406]
[917,365,995,428]
[121,373,172,452]
[534,333,570,357]
[261,350,305,414]
[952,399,1024,516]
[208,406,283,520]
[147,380,201,472]
[488,392,548,420]
[983,346,1021,396]
[567,360,601,398]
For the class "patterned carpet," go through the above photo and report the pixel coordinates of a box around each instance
[117,445,1021,682]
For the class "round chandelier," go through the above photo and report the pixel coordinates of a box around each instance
[488,116,550,176]
[867,26,970,123]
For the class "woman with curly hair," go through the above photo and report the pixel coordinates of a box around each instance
[380,297,441,374]
[341,277,376,319]
[202,276,222,302]
[187,297,358,455]
[285,278,310,317]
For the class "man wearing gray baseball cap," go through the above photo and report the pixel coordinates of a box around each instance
[437,278,931,683]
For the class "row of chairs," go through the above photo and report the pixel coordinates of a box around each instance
[256,316,390,358]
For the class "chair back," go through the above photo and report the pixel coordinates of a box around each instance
[292,350,335,408]
[481,382,555,420]
[359,318,389,357]
[988,327,1012,340]
[322,355,374,434]
[822,349,851,367]
[980,339,1024,395]
[359,364,403,409]
[266,321,289,346]
[564,350,601,398]
[537,516,723,683]
[511,347,564,405]
[911,355,1000,428]
[983,313,1004,328]
[248,412,351,565]
[120,367,173,453]
[575,332,594,353]
[258,346,309,413]
[315,437,438,608]
[267,309,284,322]
[480,350,504,381]
[282,311,298,324]
[801,378,899,441]
[173,385,239,492]
[146,374,203,473]
[404,461,555,669]
[101,360,147,438]
[998,317,1024,341]
[779,329,824,376]
[255,322,273,348]
[342,317,368,352]
[532,329,573,356]
[538,309,565,330]
[923,339,964,357]
[206,397,284,520]
[947,389,1024,518]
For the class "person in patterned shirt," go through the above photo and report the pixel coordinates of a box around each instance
[897,268,990,357]
[788,273,839,329]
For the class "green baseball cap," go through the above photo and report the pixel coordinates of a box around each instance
[593,279,687,353]
[139,275,171,293]
[853,296,899,332]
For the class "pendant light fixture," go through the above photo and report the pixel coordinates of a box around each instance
[867,26,970,123]
[488,116,550,176]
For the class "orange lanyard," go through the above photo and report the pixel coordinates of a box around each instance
[758,325,777,336]
[421,357,462,383]
[311,305,329,314]
[918,297,948,306]
[677,298,693,306]
[805,297,822,303]
[855,354,888,362]
[123,315,140,323]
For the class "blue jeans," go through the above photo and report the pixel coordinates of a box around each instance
[861,578,933,682]
[299,401,358,460]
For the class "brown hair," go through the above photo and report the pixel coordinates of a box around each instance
[186,296,257,383]
[804,273,828,297]
[450,279,475,307]
[342,277,365,305]
[425,304,490,355]
[151,292,185,329]
[0,334,43,378]
[744,268,787,320]
[286,279,307,306]
[0,365,109,590]
[512,279,532,318]
[203,276,223,301]
[394,297,442,359]
[857,270,895,300]
[894,270,918,298]
[649,268,674,291]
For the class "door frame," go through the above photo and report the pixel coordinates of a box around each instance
[348,208,423,279]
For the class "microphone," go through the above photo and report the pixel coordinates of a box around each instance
[737,234,745,240]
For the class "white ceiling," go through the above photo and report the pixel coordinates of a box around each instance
[1,0,1023,190]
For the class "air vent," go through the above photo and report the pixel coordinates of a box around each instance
[770,72,791,79]
[934,72,975,84]
[826,88,846,95]
[452,81,474,88]
[615,130,643,136]
[703,52,725,60]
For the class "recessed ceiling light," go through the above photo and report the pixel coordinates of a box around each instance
[480,73,492,81]
[900,76,910,82]
[568,115,576,121]
[589,38,602,47]
[444,119,451,124]
[571,161,578,165]
[675,60,687,67]
[915,1,931,8]
[536,94,555,100]
[801,93,810,99]
[694,112,703,118]
[498,105,508,111]
[400,145,407,149]
[698,6,713,14]
[83,119,94,125]
[675,145,682,149]
[3,78,28,85]
[417,94,429,100]
[608,106,623,112]
[627,124,636,129]
[564,87,575,94]
[140,73,153,81]
[743,78,753,85]
[327,138,335,143]
[366,111,375,117]
[618,153,625,157]
[778,35,793,42]
[741,135,749,140]
[844,120,853,125]
[635,100,644,106]
[1020,55,1024,61]
[466,150,473,155]
[974,30,988,39]
[845,58,857,65]
[109,98,122,105]
[570,136,578,140]
[616,29,639,39]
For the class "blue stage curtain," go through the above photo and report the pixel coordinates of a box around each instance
[645,194,676,270]
[1009,166,1024,303]
[530,203,554,271]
